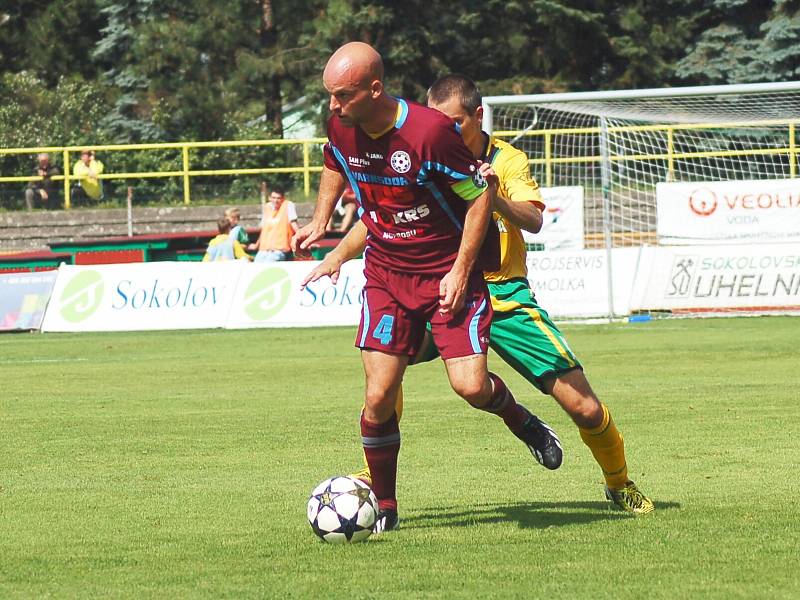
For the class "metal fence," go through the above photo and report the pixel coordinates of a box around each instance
[0,138,327,209]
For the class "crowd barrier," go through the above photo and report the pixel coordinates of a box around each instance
[38,260,365,332]
[3,243,799,333]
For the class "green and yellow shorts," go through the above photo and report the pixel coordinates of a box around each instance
[414,278,581,393]
[487,278,581,392]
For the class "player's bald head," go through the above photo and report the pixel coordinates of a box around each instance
[323,41,384,90]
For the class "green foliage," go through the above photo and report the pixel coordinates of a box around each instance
[753,12,800,80]
[0,71,111,208]
[0,72,110,148]
[0,0,105,84]
[93,0,168,142]
[677,0,800,83]
[605,0,710,88]
[5,0,800,197]
[91,0,320,143]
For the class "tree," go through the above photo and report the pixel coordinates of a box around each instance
[0,0,105,84]
[91,0,321,142]
[93,0,165,142]
[0,71,111,208]
[0,72,110,149]
[676,0,800,84]
[604,0,710,89]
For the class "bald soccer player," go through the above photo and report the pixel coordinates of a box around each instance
[304,74,654,516]
[293,43,562,533]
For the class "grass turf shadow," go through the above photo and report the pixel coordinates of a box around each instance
[402,499,681,530]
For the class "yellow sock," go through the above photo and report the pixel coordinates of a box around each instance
[579,403,629,489]
[361,386,405,470]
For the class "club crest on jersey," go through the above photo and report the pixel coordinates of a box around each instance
[390,150,412,174]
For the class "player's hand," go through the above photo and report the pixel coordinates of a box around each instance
[439,266,468,315]
[477,161,498,187]
[300,253,344,289]
[291,221,326,252]
[477,161,499,208]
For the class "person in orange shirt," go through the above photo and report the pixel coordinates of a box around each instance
[250,186,298,262]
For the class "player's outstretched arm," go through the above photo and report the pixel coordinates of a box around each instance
[292,166,346,252]
[439,185,493,315]
[300,221,368,289]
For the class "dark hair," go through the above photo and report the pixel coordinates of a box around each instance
[427,74,482,113]
[217,217,231,233]
[271,186,285,196]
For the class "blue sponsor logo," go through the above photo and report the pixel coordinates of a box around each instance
[301,276,363,307]
[113,278,223,309]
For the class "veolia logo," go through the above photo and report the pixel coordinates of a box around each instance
[60,270,104,323]
[688,188,718,217]
[244,268,292,320]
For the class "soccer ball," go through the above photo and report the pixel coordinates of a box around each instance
[307,475,379,543]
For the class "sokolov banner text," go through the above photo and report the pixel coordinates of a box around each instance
[630,242,800,313]
[40,249,646,333]
[41,261,246,332]
[40,261,368,332]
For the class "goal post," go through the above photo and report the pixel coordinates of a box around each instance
[482,81,800,320]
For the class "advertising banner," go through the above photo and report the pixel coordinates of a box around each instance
[523,186,584,250]
[0,271,57,332]
[41,262,245,332]
[630,243,800,312]
[226,260,365,329]
[657,179,800,244]
[40,248,650,333]
[526,247,641,318]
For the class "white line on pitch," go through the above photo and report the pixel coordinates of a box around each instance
[1,358,90,364]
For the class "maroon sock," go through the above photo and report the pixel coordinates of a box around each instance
[481,372,529,432]
[361,412,400,512]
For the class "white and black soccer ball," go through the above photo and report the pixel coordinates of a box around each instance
[307,476,379,543]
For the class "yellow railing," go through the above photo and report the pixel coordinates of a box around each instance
[0,138,327,209]
[4,120,800,207]
[493,119,800,187]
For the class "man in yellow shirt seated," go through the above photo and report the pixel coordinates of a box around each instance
[71,149,104,206]
[203,217,253,262]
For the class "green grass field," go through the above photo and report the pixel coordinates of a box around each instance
[2,317,799,598]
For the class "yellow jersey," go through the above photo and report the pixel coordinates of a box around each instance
[73,158,104,200]
[482,136,545,282]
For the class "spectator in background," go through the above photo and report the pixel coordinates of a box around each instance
[327,184,358,233]
[25,153,60,210]
[224,207,250,247]
[203,217,252,262]
[71,149,104,206]
[249,186,298,262]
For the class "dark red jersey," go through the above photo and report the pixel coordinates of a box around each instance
[323,99,498,274]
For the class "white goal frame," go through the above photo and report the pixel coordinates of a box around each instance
[483,81,800,320]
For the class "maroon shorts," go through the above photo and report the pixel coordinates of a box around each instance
[355,262,492,359]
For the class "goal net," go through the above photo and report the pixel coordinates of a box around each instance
[483,82,800,319]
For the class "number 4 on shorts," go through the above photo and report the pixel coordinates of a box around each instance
[372,314,394,345]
